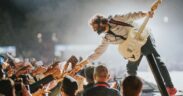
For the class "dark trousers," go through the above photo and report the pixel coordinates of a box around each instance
[126,36,174,87]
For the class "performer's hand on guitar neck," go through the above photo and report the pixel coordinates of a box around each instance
[147,11,154,18]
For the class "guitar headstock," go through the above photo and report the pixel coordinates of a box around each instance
[151,0,162,12]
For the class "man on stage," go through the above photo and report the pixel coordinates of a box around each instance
[77,10,177,96]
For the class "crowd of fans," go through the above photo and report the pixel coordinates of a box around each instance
[0,53,143,96]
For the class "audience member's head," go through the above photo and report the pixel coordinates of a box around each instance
[121,76,143,96]
[61,75,78,96]
[0,79,16,96]
[94,65,110,82]
[84,65,95,84]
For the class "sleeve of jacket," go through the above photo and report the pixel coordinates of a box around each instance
[87,40,109,63]
[113,11,146,22]
[30,75,55,93]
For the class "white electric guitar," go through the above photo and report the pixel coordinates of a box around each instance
[118,0,162,62]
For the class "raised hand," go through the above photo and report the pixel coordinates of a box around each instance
[67,55,78,69]
[32,66,47,76]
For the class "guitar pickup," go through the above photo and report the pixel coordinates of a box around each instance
[127,48,133,53]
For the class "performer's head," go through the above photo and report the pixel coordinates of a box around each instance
[89,14,108,35]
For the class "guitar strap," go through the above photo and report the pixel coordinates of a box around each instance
[109,18,134,27]
[106,18,134,40]
[107,30,127,40]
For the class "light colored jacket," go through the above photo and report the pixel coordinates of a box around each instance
[87,11,147,62]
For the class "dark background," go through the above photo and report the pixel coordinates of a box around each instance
[0,0,182,70]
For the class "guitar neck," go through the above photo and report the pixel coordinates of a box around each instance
[137,0,161,35]
[138,15,150,35]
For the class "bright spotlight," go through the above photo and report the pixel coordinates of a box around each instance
[163,16,169,23]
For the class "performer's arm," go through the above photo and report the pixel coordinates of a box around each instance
[114,11,147,22]
[78,40,109,65]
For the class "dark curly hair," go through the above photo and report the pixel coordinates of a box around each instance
[89,14,108,26]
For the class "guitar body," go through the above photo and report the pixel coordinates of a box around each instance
[118,29,149,61]
[118,0,161,62]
